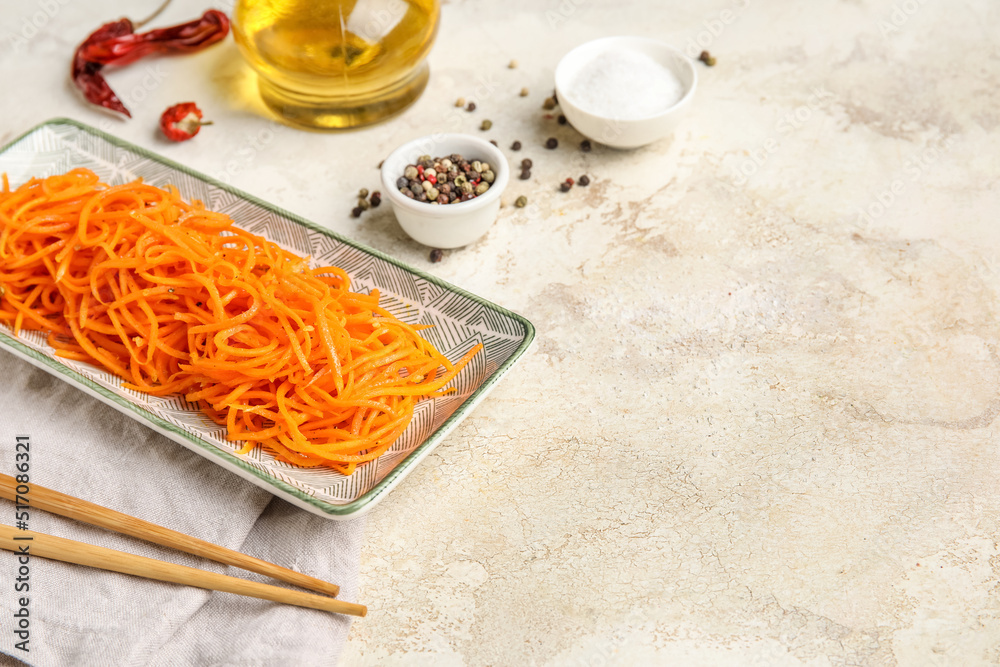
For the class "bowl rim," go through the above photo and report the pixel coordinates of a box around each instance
[554,35,698,123]
[380,133,509,219]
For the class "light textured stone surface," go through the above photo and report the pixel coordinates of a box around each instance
[2,0,998,665]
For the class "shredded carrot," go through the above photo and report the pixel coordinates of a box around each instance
[0,169,480,474]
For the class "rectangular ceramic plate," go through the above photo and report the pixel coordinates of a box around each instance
[0,119,534,519]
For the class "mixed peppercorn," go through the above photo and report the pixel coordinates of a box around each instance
[396,154,496,204]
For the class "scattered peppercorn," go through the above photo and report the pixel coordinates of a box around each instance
[515,195,528,208]
[490,139,498,146]
[559,181,572,193]
[557,114,567,125]
[455,97,466,107]
[542,96,557,110]
[351,206,363,218]
[578,174,590,186]
[508,59,518,69]
[519,87,529,97]
[565,177,575,187]
[370,191,382,207]
[357,197,370,210]
[521,158,532,169]
[481,119,493,131]
[545,137,558,149]
[466,101,476,112]
[580,139,592,152]
[698,50,717,66]
[519,169,531,180]
[511,140,522,151]
[359,188,369,198]
[430,248,444,263]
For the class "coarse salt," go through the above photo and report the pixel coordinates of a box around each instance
[566,49,685,120]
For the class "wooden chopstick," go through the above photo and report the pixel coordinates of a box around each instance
[0,525,366,617]
[0,474,340,597]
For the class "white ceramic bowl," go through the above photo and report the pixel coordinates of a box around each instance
[554,36,697,149]
[380,133,509,248]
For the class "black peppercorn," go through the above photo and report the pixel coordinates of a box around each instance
[370,192,382,206]
[580,139,592,152]
[351,206,363,217]
[511,141,521,151]
[519,169,531,180]
[521,158,532,169]
[396,176,408,189]
[545,137,558,149]
[466,101,476,112]
[578,174,590,186]
[430,249,444,262]
[557,114,567,125]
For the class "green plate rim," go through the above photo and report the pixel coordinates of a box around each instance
[0,117,536,517]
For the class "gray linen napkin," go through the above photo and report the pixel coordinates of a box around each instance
[0,351,363,667]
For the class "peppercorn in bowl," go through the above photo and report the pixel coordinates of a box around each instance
[380,134,509,248]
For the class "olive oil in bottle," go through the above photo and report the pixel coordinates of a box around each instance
[233,0,439,129]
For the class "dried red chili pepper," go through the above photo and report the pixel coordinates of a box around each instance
[160,103,211,142]
[79,11,230,66]
[71,10,230,118]
[71,18,135,118]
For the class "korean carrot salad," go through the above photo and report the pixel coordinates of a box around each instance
[0,169,479,475]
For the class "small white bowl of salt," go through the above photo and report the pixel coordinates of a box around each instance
[555,36,697,149]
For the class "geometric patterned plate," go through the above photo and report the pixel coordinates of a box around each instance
[0,118,534,519]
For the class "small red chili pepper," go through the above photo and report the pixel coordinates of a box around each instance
[160,103,212,142]
[72,10,230,118]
